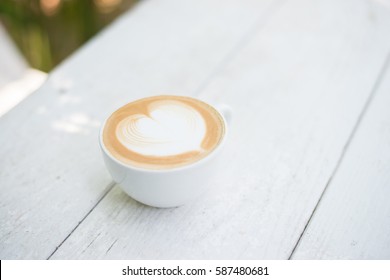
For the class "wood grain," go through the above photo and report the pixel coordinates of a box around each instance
[51,0,390,259]
[292,55,390,259]
[0,0,281,259]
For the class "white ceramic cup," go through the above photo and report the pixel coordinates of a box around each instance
[99,98,231,208]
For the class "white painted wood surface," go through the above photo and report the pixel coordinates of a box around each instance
[1,0,390,260]
[0,0,282,259]
[50,0,390,259]
[292,56,390,259]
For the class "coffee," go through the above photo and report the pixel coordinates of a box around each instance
[102,95,225,169]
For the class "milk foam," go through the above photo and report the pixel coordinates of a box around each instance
[115,101,206,156]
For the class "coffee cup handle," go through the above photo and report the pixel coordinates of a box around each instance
[216,104,232,126]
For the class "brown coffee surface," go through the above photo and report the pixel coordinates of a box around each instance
[102,95,225,169]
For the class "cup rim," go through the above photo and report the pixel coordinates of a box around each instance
[99,95,228,174]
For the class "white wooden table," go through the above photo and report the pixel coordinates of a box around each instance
[1,0,390,259]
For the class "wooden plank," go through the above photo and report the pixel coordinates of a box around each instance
[51,0,390,259]
[0,0,282,259]
[291,56,390,259]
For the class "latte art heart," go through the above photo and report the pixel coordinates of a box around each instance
[102,95,225,169]
[116,103,206,156]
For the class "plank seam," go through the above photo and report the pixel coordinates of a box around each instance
[47,182,116,259]
[288,51,390,259]
[193,0,287,96]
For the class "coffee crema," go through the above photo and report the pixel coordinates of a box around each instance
[102,95,225,169]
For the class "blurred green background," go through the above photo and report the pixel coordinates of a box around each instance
[0,0,139,72]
